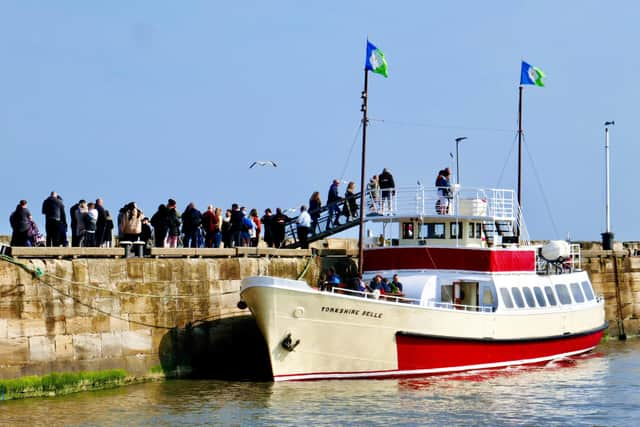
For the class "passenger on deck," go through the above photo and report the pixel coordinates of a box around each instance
[390,274,404,294]
[368,275,389,293]
[379,168,395,214]
[325,267,341,291]
[367,175,380,214]
[436,168,452,214]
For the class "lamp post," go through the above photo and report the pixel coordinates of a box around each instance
[454,137,468,185]
[602,121,615,250]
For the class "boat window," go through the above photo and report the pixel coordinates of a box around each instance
[402,222,414,239]
[441,285,453,303]
[555,284,572,305]
[544,286,558,306]
[424,223,445,239]
[475,223,482,239]
[533,287,546,307]
[451,222,462,238]
[570,282,585,303]
[499,288,514,308]
[511,287,525,308]
[522,287,536,308]
[482,289,494,306]
[468,222,474,238]
[581,281,595,301]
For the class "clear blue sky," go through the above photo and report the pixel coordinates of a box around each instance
[1,1,637,241]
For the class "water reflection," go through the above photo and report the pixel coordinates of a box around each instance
[1,341,639,426]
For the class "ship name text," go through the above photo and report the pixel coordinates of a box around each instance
[320,306,383,319]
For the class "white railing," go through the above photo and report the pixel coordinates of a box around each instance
[328,288,494,312]
[366,186,518,220]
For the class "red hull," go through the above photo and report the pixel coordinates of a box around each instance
[273,327,605,381]
[396,328,605,371]
[364,247,536,272]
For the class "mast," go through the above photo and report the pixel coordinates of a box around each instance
[517,85,523,238]
[358,70,369,277]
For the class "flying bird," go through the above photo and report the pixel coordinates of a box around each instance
[249,160,278,168]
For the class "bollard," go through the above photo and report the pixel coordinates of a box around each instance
[132,241,145,257]
[119,241,133,258]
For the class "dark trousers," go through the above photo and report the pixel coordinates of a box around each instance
[45,219,61,247]
[297,226,310,249]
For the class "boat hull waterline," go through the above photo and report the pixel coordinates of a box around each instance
[241,277,606,382]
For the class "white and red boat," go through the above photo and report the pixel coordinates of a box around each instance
[240,186,606,381]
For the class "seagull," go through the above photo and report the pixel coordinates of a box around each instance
[249,160,278,168]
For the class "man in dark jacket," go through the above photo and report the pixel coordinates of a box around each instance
[261,208,274,247]
[150,204,169,248]
[10,200,31,247]
[42,191,64,246]
[378,168,396,213]
[271,207,289,248]
[95,198,107,247]
[181,202,203,248]
[229,203,244,247]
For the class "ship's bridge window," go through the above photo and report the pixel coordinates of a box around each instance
[402,222,414,239]
[450,222,462,238]
[570,282,585,303]
[533,287,547,307]
[499,288,514,308]
[544,286,558,306]
[581,281,595,301]
[555,284,572,305]
[423,223,445,239]
[511,287,525,308]
[522,287,536,308]
[469,223,481,239]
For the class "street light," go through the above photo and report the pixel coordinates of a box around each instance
[454,137,468,185]
[602,121,615,250]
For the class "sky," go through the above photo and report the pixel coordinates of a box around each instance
[1,1,638,242]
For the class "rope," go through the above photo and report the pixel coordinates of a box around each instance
[297,253,316,280]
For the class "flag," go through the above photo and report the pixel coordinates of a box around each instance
[520,61,545,86]
[365,40,388,78]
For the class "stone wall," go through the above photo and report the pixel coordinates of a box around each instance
[0,251,318,380]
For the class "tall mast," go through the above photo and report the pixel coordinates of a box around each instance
[358,70,369,277]
[602,120,615,250]
[517,85,524,237]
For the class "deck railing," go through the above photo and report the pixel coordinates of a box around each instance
[329,287,494,312]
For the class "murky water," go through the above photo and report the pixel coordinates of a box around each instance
[2,340,639,426]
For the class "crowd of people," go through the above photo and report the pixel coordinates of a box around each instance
[8,168,401,250]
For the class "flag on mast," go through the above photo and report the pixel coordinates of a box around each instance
[520,61,545,86]
[365,40,388,78]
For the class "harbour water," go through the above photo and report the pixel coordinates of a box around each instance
[2,339,639,426]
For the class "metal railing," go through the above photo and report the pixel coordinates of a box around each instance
[327,287,494,312]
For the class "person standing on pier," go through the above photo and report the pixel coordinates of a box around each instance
[272,207,289,248]
[42,191,65,246]
[95,198,107,247]
[9,200,31,247]
[151,204,169,247]
[261,208,274,247]
[296,205,311,249]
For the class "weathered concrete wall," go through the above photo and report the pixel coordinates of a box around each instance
[0,252,318,380]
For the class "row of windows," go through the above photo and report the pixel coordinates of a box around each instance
[499,281,595,309]
[402,222,484,240]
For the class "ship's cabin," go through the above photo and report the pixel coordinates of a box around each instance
[365,186,524,249]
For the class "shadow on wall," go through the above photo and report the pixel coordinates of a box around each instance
[159,315,273,381]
